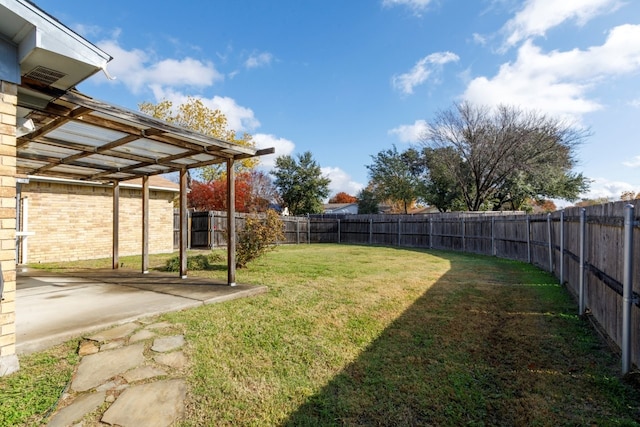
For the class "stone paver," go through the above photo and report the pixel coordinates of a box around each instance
[78,340,99,356]
[46,391,106,427]
[155,351,188,369]
[87,323,139,343]
[152,334,185,352]
[129,329,155,343]
[101,379,187,427]
[46,322,188,426]
[71,343,145,392]
[123,365,167,383]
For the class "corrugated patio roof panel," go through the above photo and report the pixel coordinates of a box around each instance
[16,86,274,182]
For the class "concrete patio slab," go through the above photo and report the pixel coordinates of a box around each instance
[16,268,267,354]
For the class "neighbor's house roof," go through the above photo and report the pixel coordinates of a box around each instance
[324,203,358,214]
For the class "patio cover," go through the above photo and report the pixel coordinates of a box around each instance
[16,81,274,284]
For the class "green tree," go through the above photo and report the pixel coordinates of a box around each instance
[271,151,330,215]
[422,147,466,212]
[357,185,380,214]
[366,146,422,214]
[421,102,590,211]
[139,97,257,181]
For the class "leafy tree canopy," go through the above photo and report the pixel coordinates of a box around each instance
[270,151,330,215]
[420,102,590,211]
[365,145,423,214]
[139,97,257,181]
[329,192,357,204]
[357,185,380,214]
[188,170,277,213]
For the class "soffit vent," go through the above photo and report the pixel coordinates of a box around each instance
[24,66,67,86]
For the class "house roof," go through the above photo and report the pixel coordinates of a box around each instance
[0,0,112,89]
[3,0,273,185]
[17,85,274,183]
[324,203,358,213]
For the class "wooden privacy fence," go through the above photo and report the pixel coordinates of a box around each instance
[176,202,640,372]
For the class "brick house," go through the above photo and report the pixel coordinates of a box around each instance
[17,175,178,264]
[0,0,272,376]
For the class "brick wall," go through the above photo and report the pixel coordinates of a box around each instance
[0,80,18,376]
[21,180,176,263]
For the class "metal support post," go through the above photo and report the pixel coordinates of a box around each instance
[579,208,586,315]
[622,204,634,374]
[560,210,564,285]
[547,213,553,273]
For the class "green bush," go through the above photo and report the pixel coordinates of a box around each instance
[207,251,224,263]
[236,209,285,268]
[165,254,211,272]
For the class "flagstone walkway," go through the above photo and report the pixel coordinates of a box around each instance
[46,320,189,427]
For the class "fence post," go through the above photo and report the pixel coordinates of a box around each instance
[337,219,341,244]
[369,218,373,245]
[579,208,586,315]
[307,216,311,244]
[187,210,192,250]
[526,215,531,264]
[491,217,496,256]
[296,218,300,244]
[209,211,215,249]
[398,217,401,246]
[429,217,433,249]
[622,204,635,374]
[461,217,466,252]
[547,213,553,272]
[560,210,564,285]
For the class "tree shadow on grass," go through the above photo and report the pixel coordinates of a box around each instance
[283,252,640,426]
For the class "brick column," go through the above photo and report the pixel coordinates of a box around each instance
[0,80,18,376]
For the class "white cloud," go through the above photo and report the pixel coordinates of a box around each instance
[623,155,640,168]
[388,119,427,143]
[96,39,223,94]
[150,87,260,132]
[73,23,104,38]
[629,98,640,108]
[464,24,640,121]
[393,52,459,95]
[580,177,639,200]
[472,33,488,46]
[382,0,434,16]
[245,52,274,69]
[253,134,296,169]
[321,167,365,197]
[501,0,621,50]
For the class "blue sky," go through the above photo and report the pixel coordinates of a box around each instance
[34,0,640,202]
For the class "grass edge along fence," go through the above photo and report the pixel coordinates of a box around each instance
[180,202,640,374]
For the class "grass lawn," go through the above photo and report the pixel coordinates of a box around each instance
[2,244,639,426]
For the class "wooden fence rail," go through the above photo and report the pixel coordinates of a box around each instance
[176,201,640,370]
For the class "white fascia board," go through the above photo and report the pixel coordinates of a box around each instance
[1,0,111,69]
